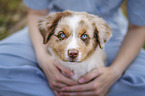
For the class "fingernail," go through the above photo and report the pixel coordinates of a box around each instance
[70,72,74,77]
[79,78,84,83]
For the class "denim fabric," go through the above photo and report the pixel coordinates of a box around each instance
[0,0,145,96]
[127,0,145,26]
[23,0,51,10]
[0,27,145,96]
[0,28,55,96]
[23,0,145,40]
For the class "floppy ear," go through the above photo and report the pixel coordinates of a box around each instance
[38,10,72,44]
[93,16,112,49]
[38,13,57,44]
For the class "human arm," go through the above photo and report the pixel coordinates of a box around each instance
[27,8,77,95]
[59,0,145,94]
[59,24,145,96]
[110,24,145,75]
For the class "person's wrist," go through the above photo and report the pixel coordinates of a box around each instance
[34,44,47,57]
[35,46,50,63]
[36,50,53,70]
[109,65,123,79]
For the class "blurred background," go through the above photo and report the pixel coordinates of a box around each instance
[0,0,145,48]
[0,0,27,40]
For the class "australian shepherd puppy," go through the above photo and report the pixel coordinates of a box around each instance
[38,10,112,81]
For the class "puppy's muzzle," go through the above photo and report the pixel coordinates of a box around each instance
[68,49,79,61]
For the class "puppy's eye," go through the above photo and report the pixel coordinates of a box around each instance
[81,34,88,40]
[58,31,66,39]
[60,33,65,38]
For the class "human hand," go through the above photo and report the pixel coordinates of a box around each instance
[60,67,121,96]
[37,53,78,96]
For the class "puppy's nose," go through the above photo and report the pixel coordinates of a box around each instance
[68,49,79,59]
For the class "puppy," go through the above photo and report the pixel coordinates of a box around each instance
[38,10,112,81]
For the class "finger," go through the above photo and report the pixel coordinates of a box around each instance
[49,83,61,92]
[58,72,78,86]
[59,91,96,96]
[48,65,77,86]
[79,68,102,83]
[55,61,74,77]
[53,90,60,96]
[101,83,110,96]
[52,87,61,92]
[104,90,109,96]
[50,81,68,89]
[61,82,96,92]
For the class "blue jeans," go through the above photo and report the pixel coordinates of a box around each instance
[0,27,145,96]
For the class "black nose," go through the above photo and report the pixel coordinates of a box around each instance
[68,49,79,59]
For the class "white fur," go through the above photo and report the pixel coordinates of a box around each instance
[65,35,78,59]
[65,15,82,61]
[67,15,80,31]
[48,45,105,81]
[58,46,105,80]
[47,13,106,81]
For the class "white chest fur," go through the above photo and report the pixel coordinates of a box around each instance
[57,47,106,81]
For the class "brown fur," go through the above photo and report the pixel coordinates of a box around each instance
[38,10,112,62]
[38,10,73,44]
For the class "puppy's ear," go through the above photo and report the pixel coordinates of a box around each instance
[38,13,57,44]
[38,10,72,44]
[93,16,112,49]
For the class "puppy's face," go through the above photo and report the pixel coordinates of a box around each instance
[39,11,112,62]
